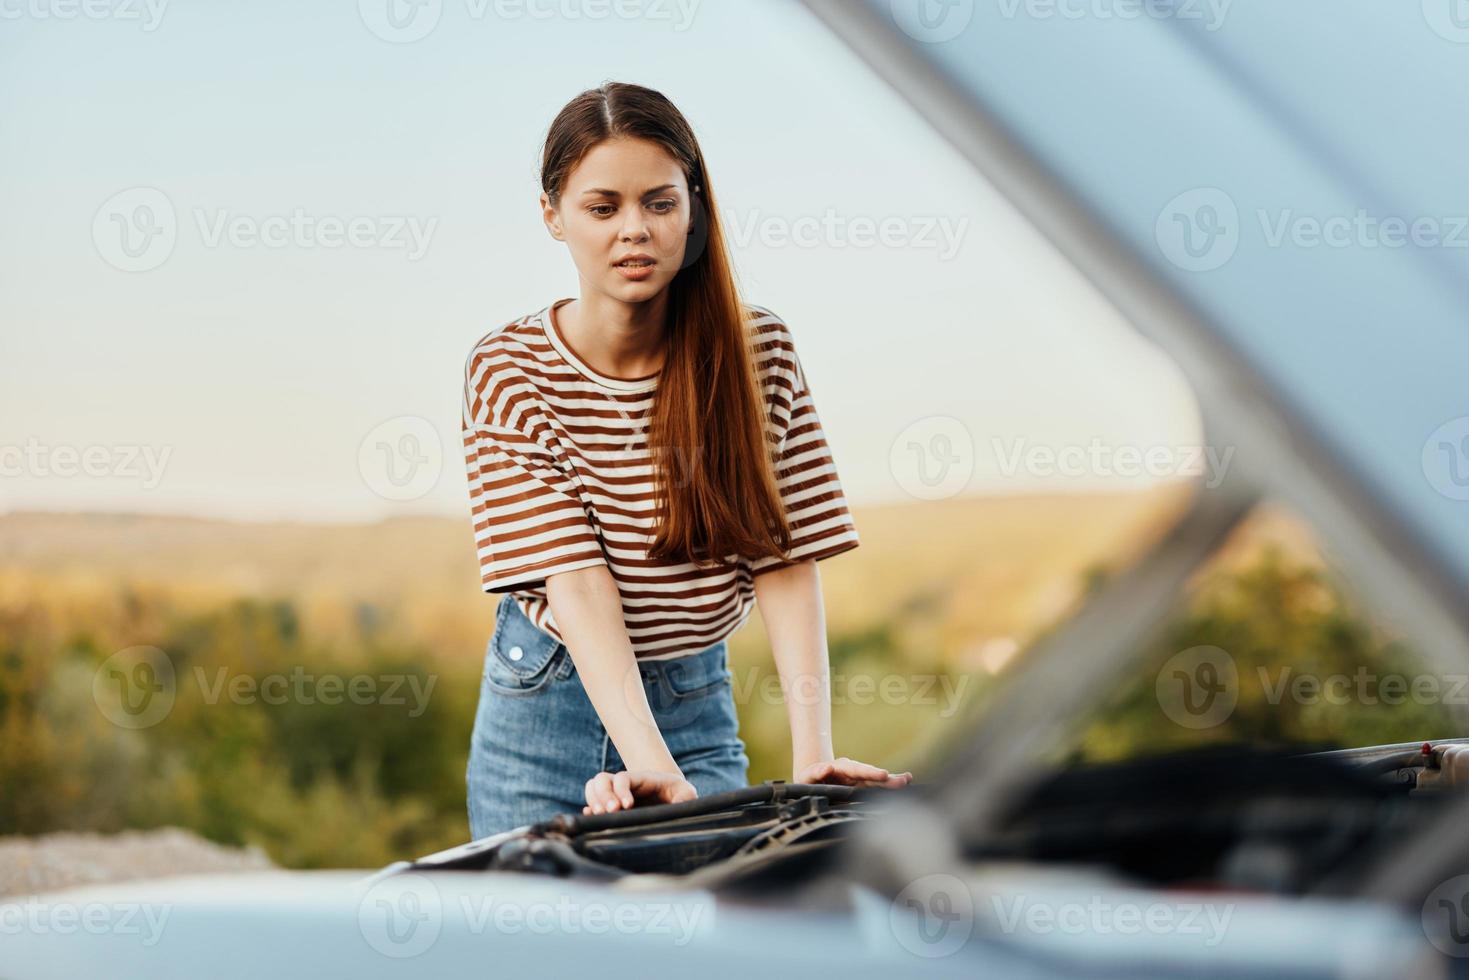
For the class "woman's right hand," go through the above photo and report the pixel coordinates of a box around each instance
[583,769,698,815]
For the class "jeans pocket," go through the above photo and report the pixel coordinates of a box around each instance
[653,645,738,739]
[483,598,563,698]
[483,645,560,697]
[663,644,733,699]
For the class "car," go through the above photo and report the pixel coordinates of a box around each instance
[7,1,1469,975]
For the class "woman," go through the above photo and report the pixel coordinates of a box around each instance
[461,81,911,839]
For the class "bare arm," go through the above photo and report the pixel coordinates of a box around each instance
[752,559,834,775]
[753,558,912,788]
[545,564,681,775]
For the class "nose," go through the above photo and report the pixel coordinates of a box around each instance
[619,211,650,243]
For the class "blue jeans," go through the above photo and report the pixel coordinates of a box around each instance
[466,595,751,839]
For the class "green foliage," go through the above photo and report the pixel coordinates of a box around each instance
[2,543,1454,868]
[1073,546,1465,762]
[0,596,472,868]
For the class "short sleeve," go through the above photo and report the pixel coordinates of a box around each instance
[462,347,608,594]
[748,312,861,576]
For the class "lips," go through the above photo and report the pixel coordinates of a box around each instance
[614,259,656,281]
[614,256,655,267]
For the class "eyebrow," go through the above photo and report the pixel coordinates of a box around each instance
[579,184,678,198]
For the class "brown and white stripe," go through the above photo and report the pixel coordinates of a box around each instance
[461,297,860,660]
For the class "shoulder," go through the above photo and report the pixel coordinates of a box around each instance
[743,302,798,384]
[465,307,545,377]
[463,306,549,426]
[743,302,789,337]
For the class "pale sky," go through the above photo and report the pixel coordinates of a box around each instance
[0,0,1201,524]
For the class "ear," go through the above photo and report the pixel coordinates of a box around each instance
[540,192,563,241]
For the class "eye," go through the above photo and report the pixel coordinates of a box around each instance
[649,199,677,214]
[589,205,616,217]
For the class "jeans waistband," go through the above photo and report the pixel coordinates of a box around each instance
[636,640,731,696]
[501,595,730,695]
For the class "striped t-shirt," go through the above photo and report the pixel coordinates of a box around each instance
[461,298,861,660]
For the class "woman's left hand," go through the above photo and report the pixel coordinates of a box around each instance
[795,757,912,789]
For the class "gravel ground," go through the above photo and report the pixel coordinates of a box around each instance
[0,827,275,898]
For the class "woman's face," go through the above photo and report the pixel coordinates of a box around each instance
[543,136,693,303]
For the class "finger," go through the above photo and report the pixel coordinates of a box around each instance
[820,760,864,786]
[802,761,835,784]
[597,772,622,811]
[585,773,614,813]
[836,758,890,781]
[613,771,634,810]
[620,772,652,800]
[669,780,698,804]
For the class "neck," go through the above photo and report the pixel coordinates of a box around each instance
[559,287,669,379]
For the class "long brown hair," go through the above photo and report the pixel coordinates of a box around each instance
[540,81,792,570]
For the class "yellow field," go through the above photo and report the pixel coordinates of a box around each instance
[0,486,1237,660]
[0,487,1335,863]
